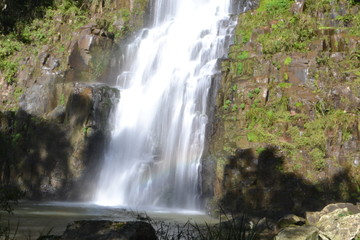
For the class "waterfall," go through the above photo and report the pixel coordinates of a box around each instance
[95,0,237,210]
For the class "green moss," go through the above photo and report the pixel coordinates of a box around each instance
[237,62,243,74]
[238,51,249,60]
[232,85,238,92]
[283,72,289,81]
[295,102,303,108]
[258,0,292,15]
[240,103,246,110]
[223,99,231,110]
[284,56,292,66]
[59,94,66,106]
[310,148,326,170]
[278,82,292,88]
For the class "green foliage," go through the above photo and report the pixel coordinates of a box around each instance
[232,104,238,112]
[295,102,303,108]
[283,72,289,81]
[284,56,292,66]
[59,94,65,106]
[0,0,54,34]
[256,146,266,154]
[253,88,261,94]
[223,99,232,110]
[240,103,246,110]
[238,51,249,60]
[258,0,293,15]
[278,82,292,88]
[239,30,251,44]
[257,16,316,53]
[119,8,131,22]
[237,62,243,74]
[0,36,23,85]
[247,131,260,142]
[310,148,326,170]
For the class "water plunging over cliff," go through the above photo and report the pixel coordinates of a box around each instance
[95,0,237,209]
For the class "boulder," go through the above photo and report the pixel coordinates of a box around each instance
[306,203,360,225]
[274,225,328,240]
[306,203,360,240]
[61,220,156,240]
[277,214,306,229]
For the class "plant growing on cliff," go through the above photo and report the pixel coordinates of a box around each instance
[284,56,292,66]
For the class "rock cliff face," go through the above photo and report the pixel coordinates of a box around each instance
[204,0,360,217]
[0,0,149,199]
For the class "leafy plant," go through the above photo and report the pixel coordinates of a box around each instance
[284,56,292,66]
[238,51,249,60]
[240,103,246,110]
[237,62,243,74]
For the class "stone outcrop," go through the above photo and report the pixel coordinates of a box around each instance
[205,0,360,217]
[275,225,326,240]
[0,0,150,200]
[307,203,360,240]
[0,83,119,200]
[274,203,360,240]
[38,220,157,240]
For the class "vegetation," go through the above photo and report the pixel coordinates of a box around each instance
[218,0,360,191]
[136,209,259,240]
[0,186,23,239]
[0,0,147,88]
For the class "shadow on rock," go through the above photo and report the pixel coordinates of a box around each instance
[217,146,359,219]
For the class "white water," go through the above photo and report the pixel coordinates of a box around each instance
[95,0,237,209]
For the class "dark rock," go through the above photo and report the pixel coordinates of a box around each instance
[37,235,62,240]
[277,214,305,229]
[47,105,66,123]
[19,75,61,117]
[62,221,156,240]
[66,28,114,83]
[274,225,326,240]
[291,0,305,14]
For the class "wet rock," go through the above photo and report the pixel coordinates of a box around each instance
[61,221,156,240]
[66,27,114,83]
[291,0,305,14]
[47,105,66,123]
[274,225,329,240]
[277,214,306,229]
[19,75,61,117]
[65,82,119,131]
[37,236,62,240]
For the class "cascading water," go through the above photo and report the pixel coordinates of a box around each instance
[95,0,238,210]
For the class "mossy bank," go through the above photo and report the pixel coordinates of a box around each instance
[205,0,360,217]
[0,0,150,199]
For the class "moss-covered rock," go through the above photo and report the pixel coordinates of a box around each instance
[206,0,360,217]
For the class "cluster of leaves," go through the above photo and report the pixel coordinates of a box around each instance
[0,0,55,34]
[0,0,89,85]
[0,36,22,84]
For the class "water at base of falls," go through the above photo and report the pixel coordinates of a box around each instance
[94,0,237,210]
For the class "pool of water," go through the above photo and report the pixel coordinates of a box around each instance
[1,201,217,239]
